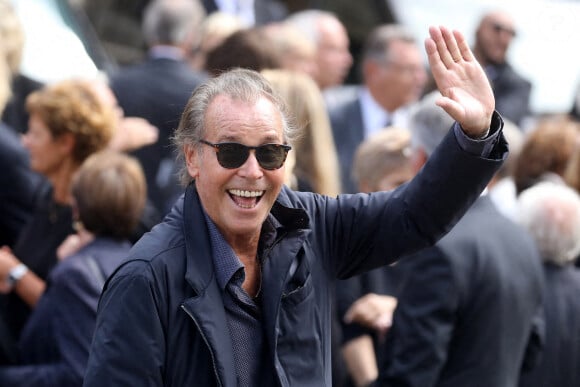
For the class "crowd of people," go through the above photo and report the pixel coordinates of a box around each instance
[1,0,580,386]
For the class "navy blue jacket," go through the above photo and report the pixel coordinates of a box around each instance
[0,123,43,248]
[0,238,131,387]
[84,127,507,387]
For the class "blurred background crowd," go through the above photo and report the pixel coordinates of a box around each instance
[1,0,580,386]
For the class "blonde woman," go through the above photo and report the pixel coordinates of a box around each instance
[262,69,341,196]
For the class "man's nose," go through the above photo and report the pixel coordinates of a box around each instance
[237,150,264,179]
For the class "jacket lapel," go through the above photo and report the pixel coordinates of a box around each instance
[181,184,237,387]
[260,195,312,383]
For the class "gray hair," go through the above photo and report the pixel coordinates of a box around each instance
[409,91,455,157]
[517,182,580,265]
[173,68,297,185]
[142,0,206,47]
[362,24,417,64]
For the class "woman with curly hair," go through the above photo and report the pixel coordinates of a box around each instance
[0,79,115,363]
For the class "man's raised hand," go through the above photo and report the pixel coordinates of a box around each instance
[425,26,495,137]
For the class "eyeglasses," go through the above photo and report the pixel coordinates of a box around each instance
[200,140,291,170]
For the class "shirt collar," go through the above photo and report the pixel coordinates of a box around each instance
[201,188,310,290]
[203,211,283,291]
[148,45,185,60]
[203,211,244,290]
[359,87,390,138]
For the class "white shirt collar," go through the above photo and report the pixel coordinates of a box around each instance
[359,87,390,139]
[359,87,412,138]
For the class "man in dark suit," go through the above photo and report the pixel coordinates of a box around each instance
[348,91,545,387]
[109,0,207,215]
[324,24,427,193]
[473,10,532,127]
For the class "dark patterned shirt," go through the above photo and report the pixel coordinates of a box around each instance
[204,212,278,386]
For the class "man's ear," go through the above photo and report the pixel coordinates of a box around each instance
[184,144,200,179]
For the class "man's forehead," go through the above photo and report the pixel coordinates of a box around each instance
[205,95,284,138]
[483,12,515,29]
[206,94,280,117]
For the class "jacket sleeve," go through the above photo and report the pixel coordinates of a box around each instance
[330,122,507,279]
[375,248,458,387]
[0,263,99,387]
[83,261,166,387]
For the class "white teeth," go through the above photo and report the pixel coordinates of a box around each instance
[228,189,264,198]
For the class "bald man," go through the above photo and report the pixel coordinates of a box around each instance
[473,10,532,126]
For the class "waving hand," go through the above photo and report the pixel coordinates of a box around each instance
[425,26,495,137]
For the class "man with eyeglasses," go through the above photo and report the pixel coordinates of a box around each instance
[84,26,508,387]
[325,24,428,193]
[473,10,532,127]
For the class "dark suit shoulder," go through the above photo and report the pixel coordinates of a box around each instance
[0,123,28,165]
[323,85,360,111]
[111,58,205,87]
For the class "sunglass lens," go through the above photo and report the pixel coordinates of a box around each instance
[217,143,249,169]
[257,144,287,170]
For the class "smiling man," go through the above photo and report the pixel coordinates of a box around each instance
[84,26,508,387]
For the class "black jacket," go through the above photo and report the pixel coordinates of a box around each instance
[374,197,545,387]
[84,127,507,386]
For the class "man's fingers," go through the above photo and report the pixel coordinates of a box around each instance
[441,27,463,64]
[430,25,456,68]
[454,30,475,62]
[425,36,446,77]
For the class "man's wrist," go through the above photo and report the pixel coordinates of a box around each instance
[6,263,29,290]
[470,127,490,140]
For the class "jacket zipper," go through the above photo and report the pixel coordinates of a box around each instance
[180,305,223,387]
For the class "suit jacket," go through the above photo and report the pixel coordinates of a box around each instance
[487,63,532,126]
[0,123,44,248]
[374,196,545,387]
[324,85,365,193]
[519,263,580,387]
[110,57,206,214]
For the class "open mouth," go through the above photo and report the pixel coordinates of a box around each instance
[228,189,265,209]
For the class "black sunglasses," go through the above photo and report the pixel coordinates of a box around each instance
[200,140,291,170]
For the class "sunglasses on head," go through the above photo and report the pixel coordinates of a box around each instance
[200,140,291,170]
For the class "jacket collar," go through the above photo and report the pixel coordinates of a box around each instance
[182,184,310,291]
[180,184,311,386]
